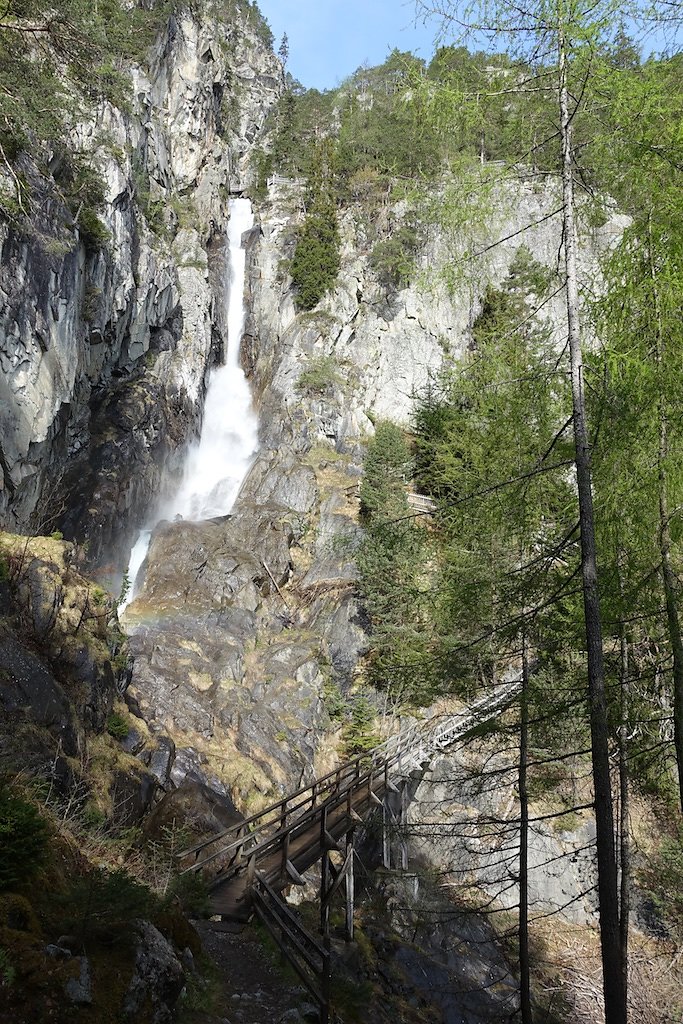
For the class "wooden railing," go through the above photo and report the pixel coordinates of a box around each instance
[406,492,438,514]
[179,720,426,886]
[267,174,306,188]
[178,680,521,897]
[253,873,331,1024]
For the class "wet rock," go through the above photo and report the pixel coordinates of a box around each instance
[110,765,158,825]
[0,8,282,562]
[123,920,185,1024]
[148,735,176,788]
[45,944,71,959]
[120,723,147,755]
[64,956,93,1005]
[0,628,79,756]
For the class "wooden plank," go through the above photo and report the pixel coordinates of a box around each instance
[286,860,307,886]
[321,847,354,908]
[256,875,328,958]
[252,899,324,1006]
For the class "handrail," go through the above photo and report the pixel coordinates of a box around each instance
[253,873,330,1020]
[181,736,416,876]
[180,721,420,861]
[178,681,522,885]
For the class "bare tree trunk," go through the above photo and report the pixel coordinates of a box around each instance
[618,606,630,1007]
[519,628,533,1024]
[648,218,683,814]
[558,30,626,1024]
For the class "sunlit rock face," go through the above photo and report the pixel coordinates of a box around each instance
[0,8,281,567]
[119,167,626,815]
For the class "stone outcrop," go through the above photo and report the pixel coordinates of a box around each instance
[0,7,281,570]
[122,172,626,828]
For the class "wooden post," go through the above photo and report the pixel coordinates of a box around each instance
[399,783,409,871]
[320,847,331,939]
[320,836,332,1024]
[320,946,331,1024]
[382,799,391,870]
[345,830,355,942]
[282,829,290,876]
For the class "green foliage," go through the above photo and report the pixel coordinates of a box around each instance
[57,867,155,946]
[106,712,130,740]
[643,826,683,935]
[76,208,110,249]
[341,696,379,756]
[167,871,211,917]
[356,421,436,702]
[0,947,14,988]
[322,677,346,720]
[359,422,410,522]
[290,194,340,310]
[369,222,423,292]
[0,783,49,891]
[81,804,107,831]
[250,146,273,203]
[296,355,341,395]
[0,1,169,175]
[361,253,576,702]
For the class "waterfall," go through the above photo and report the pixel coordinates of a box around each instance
[120,197,257,611]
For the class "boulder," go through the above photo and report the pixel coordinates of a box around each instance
[143,780,243,841]
[122,920,185,1024]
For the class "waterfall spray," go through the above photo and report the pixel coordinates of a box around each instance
[120,198,257,610]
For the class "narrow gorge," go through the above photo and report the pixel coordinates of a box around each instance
[1,3,682,1024]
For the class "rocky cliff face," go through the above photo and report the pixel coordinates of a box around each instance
[121,173,626,828]
[1,0,631,943]
[0,7,281,570]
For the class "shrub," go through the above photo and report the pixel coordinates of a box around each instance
[0,784,49,891]
[296,355,341,395]
[58,868,156,946]
[291,199,340,310]
[369,223,422,292]
[342,696,379,756]
[167,872,211,918]
[77,207,110,249]
[359,421,411,522]
[0,948,14,988]
[106,712,130,740]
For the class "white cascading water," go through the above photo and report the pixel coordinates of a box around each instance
[120,198,258,611]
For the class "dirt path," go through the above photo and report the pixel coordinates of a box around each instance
[182,920,319,1024]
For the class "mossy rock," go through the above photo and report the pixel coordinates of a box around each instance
[0,893,41,936]
[153,909,202,957]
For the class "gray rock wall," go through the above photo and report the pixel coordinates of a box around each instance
[121,168,627,822]
[0,8,281,567]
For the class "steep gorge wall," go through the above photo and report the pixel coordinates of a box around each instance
[0,6,281,569]
[121,173,626,824]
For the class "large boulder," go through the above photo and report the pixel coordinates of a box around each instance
[143,780,243,841]
[122,920,185,1024]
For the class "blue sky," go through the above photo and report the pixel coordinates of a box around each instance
[256,1,442,90]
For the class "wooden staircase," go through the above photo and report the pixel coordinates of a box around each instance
[179,680,521,917]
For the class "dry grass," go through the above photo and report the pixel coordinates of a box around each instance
[531,917,683,1024]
